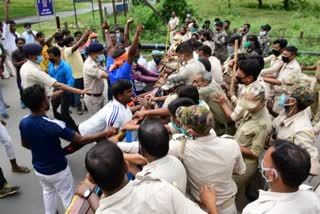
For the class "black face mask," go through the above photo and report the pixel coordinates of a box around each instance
[18,46,23,50]
[282,56,290,63]
[236,76,245,84]
[49,58,55,63]
[272,49,281,56]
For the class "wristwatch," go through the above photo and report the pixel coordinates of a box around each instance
[83,189,93,199]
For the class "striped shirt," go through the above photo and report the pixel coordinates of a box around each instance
[79,99,132,135]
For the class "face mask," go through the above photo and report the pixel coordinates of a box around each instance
[261,160,278,183]
[190,28,196,33]
[154,58,161,65]
[227,46,234,55]
[133,57,139,64]
[91,39,97,43]
[244,41,251,49]
[97,54,105,63]
[116,33,121,39]
[259,31,267,36]
[282,56,290,63]
[236,76,246,84]
[272,49,281,56]
[35,55,43,64]
[279,93,287,108]
[49,58,55,64]
[18,46,23,50]
[27,28,32,33]
[171,122,192,139]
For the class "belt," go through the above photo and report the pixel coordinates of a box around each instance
[217,196,235,210]
[86,93,103,97]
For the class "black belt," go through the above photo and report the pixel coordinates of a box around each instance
[86,93,103,97]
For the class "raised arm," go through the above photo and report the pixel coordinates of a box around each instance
[71,29,91,53]
[45,29,60,46]
[4,0,9,23]
[127,24,143,65]
[124,18,134,48]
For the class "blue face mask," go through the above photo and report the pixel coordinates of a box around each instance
[35,55,43,64]
[97,54,105,63]
[171,121,192,139]
[279,93,287,108]
[154,57,161,65]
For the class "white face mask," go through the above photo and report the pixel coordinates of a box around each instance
[259,31,267,36]
[260,160,278,183]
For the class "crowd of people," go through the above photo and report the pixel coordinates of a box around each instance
[1,0,320,213]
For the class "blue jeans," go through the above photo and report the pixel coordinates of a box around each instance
[73,78,84,109]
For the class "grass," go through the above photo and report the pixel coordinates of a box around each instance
[0,0,112,18]
[11,0,320,65]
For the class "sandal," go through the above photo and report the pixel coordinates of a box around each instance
[12,166,31,174]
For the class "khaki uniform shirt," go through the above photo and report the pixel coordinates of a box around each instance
[96,176,205,214]
[169,17,180,32]
[136,155,187,194]
[273,110,320,175]
[198,82,234,135]
[261,55,284,77]
[168,58,206,85]
[169,130,246,205]
[258,35,271,57]
[235,107,272,163]
[83,56,105,94]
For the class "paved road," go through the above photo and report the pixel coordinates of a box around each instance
[0,78,95,213]
[15,2,121,25]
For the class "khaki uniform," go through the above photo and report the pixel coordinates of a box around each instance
[169,130,246,214]
[213,30,228,63]
[169,17,180,44]
[233,107,272,211]
[198,82,235,136]
[167,58,206,85]
[258,35,271,57]
[273,110,320,175]
[311,61,320,124]
[273,59,301,113]
[83,56,105,114]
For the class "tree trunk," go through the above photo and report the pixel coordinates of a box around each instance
[258,0,262,8]
[283,0,289,9]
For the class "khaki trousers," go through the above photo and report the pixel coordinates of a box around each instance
[84,94,104,115]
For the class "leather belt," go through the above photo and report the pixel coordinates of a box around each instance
[86,93,103,97]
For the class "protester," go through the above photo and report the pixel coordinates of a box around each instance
[0,167,20,198]
[21,23,37,44]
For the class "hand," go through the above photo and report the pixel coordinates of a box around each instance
[267,98,274,112]
[123,119,139,131]
[133,111,146,121]
[80,88,91,95]
[1,120,7,126]
[215,93,228,105]
[76,181,95,197]
[226,90,234,98]
[200,185,217,213]
[106,126,118,137]
[228,59,235,68]
[124,153,148,165]
[84,29,91,36]
[137,24,144,34]
[102,21,109,30]
[127,18,134,24]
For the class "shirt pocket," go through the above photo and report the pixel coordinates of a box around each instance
[237,130,255,148]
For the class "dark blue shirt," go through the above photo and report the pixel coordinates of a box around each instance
[19,115,75,175]
[48,59,74,87]
[106,56,132,85]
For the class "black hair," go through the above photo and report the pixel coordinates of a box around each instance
[204,20,211,24]
[202,31,212,41]
[36,32,45,38]
[115,27,124,33]
[47,46,61,57]
[168,97,195,116]
[22,84,46,112]
[214,18,221,22]
[111,79,132,99]
[271,140,311,188]
[64,36,74,46]
[247,34,262,55]
[62,29,71,36]
[24,23,31,28]
[85,141,126,191]
[244,23,251,29]
[54,33,64,41]
[224,20,230,25]
[228,34,242,46]
[109,31,116,35]
[15,37,26,44]
[198,45,212,57]
[238,58,261,80]
[138,120,169,158]
[273,39,288,49]
[199,58,211,72]
[284,45,298,55]
[176,42,193,55]
[74,31,82,37]
[8,20,16,25]
[246,55,264,71]
[112,48,126,59]
[177,85,200,105]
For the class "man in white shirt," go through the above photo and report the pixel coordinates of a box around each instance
[79,79,133,135]
[76,141,219,214]
[147,50,163,73]
[21,23,37,44]
[20,44,87,97]
[118,120,187,194]
[243,140,320,214]
[169,11,180,44]
[169,105,246,214]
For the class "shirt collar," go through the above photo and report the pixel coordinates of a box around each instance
[257,189,300,203]
[143,155,169,172]
[193,129,217,143]
[112,98,128,109]
[98,181,134,211]
[249,106,268,120]
[282,110,305,127]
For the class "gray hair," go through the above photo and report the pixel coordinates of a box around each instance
[196,71,212,83]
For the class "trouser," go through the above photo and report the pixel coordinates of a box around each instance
[0,86,7,115]
[51,92,78,131]
[0,122,15,160]
[0,168,7,189]
[35,166,74,214]
[217,196,237,214]
[73,78,84,109]
[170,30,176,44]
[16,69,23,101]
[233,160,258,212]
[84,94,104,115]
[3,52,15,77]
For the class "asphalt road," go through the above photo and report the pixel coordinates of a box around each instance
[0,77,94,214]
